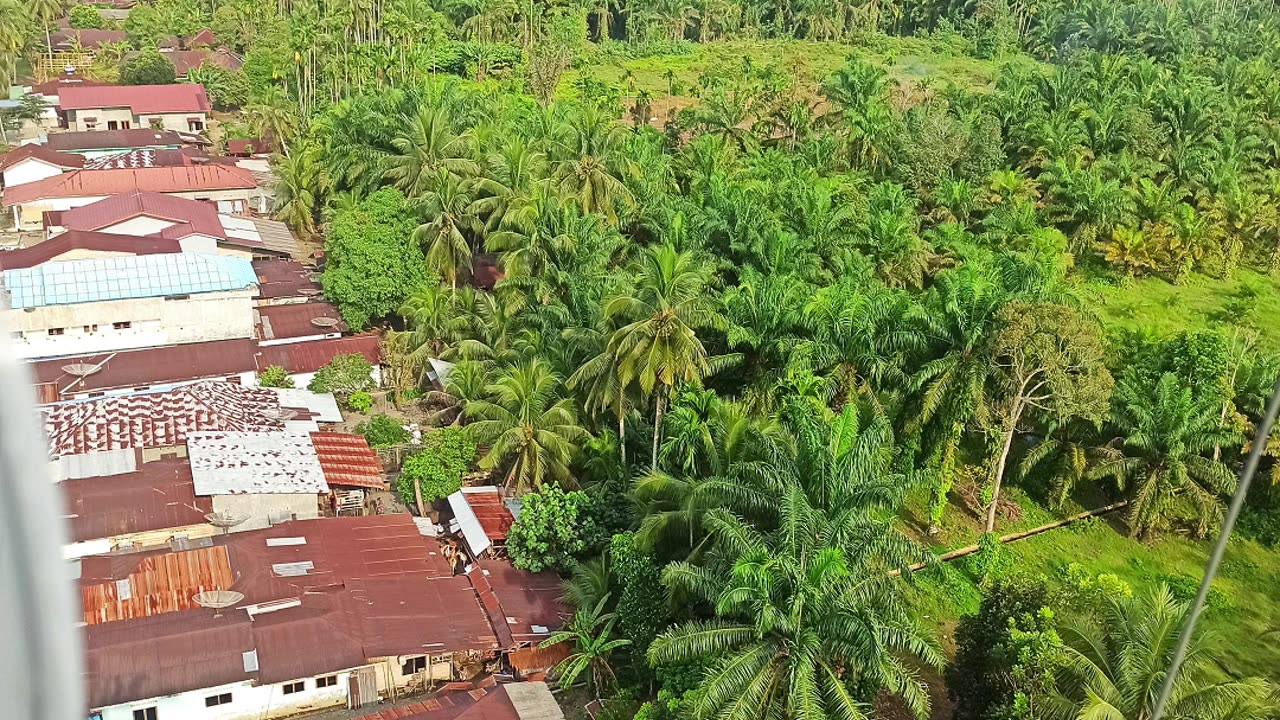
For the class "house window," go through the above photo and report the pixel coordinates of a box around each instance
[282,681,305,695]
[204,693,232,707]
[113,321,131,330]
[84,121,97,130]
[47,328,64,336]
[107,120,119,130]
[164,295,190,301]
[122,120,131,129]
[83,324,98,333]
[187,118,205,132]
[402,657,427,675]
[132,709,158,720]
[316,676,338,688]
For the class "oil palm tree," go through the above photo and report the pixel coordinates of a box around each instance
[541,594,632,700]
[464,358,590,494]
[1090,373,1238,538]
[385,105,478,198]
[604,245,726,468]
[1049,586,1275,720]
[469,136,548,236]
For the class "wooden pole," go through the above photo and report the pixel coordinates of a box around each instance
[891,500,1130,577]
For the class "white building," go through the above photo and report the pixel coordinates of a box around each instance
[58,83,211,133]
[1,252,258,360]
[0,143,84,188]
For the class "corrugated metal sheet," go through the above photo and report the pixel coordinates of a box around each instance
[44,381,284,456]
[3,164,256,205]
[257,301,348,340]
[271,388,343,422]
[84,149,193,170]
[42,129,199,153]
[59,83,210,114]
[0,142,85,171]
[462,487,514,542]
[56,190,227,239]
[253,258,320,299]
[311,432,384,489]
[472,559,566,646]
[80,545,234,625]
[255,333,381,375]
[61,457,211,543]
[187,431,329,495]
[31,338,260,398]
[449,490,492,556]
[3,252,258,309]
[0,229,180,271]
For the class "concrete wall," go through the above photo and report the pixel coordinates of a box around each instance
[68,108,135,132]
[3,159,65,187]
[96,671,358,720]
[210,493,320,533]
[4,289,256,360]
[136,111,208,132]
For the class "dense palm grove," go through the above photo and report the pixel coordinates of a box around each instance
[8,0,1280,716]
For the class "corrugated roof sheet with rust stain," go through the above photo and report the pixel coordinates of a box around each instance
[80,544,235,625]
[42,129,202,153]
[257,301,347,341]
[253,258,320,299]
[43,381,284,457]
[58,83,210,114]
[82,516,513,711]
[3,164,256,205]
[472,559,567,646]
[463,488,515,542]
[255,333,381,375]
[30,338,259,399]
[62,455,210,543]
[187,431,329,495]
[0,143,86,172]
[311,432,384,489]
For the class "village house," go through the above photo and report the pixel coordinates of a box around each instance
[0,143,84,188]
[0,252,259,359]
[58,83,211,133]
[2,165,259,228]
[40,128,210,160]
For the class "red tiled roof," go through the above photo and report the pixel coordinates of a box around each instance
[0,143,85,172]
[50,190,225,237]
[30,338,259,399]
[3,165,256,205]
[161,48,242,77]
[0,229,178,271]
[62,456,210,543]
[253,258,321,299]
[257,302,348,341]
[42,128,207,152]
[43,381,284,457]
[59,83,210,114]
[50,29,127,50]
[28,76,109,96]
[311,432,384,489]
[256,334,381,375]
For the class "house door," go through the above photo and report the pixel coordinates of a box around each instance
[347,667,378,709]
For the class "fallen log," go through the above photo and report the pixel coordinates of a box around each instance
[891,499,1130,577]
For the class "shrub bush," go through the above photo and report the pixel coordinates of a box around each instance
[256,365,294,388]
[347,391,373,413]
[356,414,410,449]
[506,485,597,573]
[394,428,476,506]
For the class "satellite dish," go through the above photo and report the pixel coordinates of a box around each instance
[310,316,341,328]
[205,511,249,535]
[192,590,245,618]
[61,363,102,377]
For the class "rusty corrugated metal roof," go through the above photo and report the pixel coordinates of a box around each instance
[256,301,348,341]
[4,164,255,205]
[253,258,320,299]
[255,333,381,374]
[80,545,234,625]
[30,339,260,398]
[61,456,210,543]
[0,143,85,171]
[312,432,384,489]
[473,559,566,646]
[0,229,179,271]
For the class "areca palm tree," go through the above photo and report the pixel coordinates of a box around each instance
[604,245,726,468]
[1090,373,1238,538]
[541,594,632,700]
[414,169,477,291]
[385,106,478,198]
[1049,586,1275,720]
[464,359,590,494]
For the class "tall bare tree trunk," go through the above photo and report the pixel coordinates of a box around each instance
[985,398,1024,533]
[651,387,667,469]
[617,403,627,468]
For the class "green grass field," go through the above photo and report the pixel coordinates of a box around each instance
[903,487,1280,682]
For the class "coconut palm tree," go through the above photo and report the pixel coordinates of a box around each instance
[414,169,477,292]
[464,358,590,494]
[271,147,325,238]
[604,245,725,468]
[30,0,64,62]
[541,594,632,700]
[385,106,478,198]
[1050,586,1275,720]
[1090,373,1238,538]
[246,92,301,156]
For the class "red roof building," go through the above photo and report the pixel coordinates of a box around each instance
[84,148,198,169]
[49,29,127,51]
[3,165,256,206]
[0,228,179,271]
[160,48,243,79]
[469,558,566,648]
[42,128,209,154]
[256,302,348,343]
[310,432,385,489]
[0,143,85,173]
[61,455,210,544]
[256,333,381,375]
[46,188,226,237]
[253,258,322,302]
[29,338,260,401]
[58,83,211,115]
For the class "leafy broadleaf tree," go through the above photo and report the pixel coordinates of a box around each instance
[507,484,599,572]
[121,47,178,86]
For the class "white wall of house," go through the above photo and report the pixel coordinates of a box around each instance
[136,111,208,133]
[95,670,358,720]
[4,289,256,360]
[98,216,176,236]
[209,492,320,532]
[2,158,67,187]
[67,108,136,132]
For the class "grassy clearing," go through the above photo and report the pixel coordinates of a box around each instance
[561,36,1021,104]
[1086,268,1280,353]
[902,488,1280,682]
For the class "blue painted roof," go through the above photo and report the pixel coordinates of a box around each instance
[3,252,258,309]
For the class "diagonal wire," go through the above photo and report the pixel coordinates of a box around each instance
[1149,374,1280,720]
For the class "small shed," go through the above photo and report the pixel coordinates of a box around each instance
[448,486,515,557]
